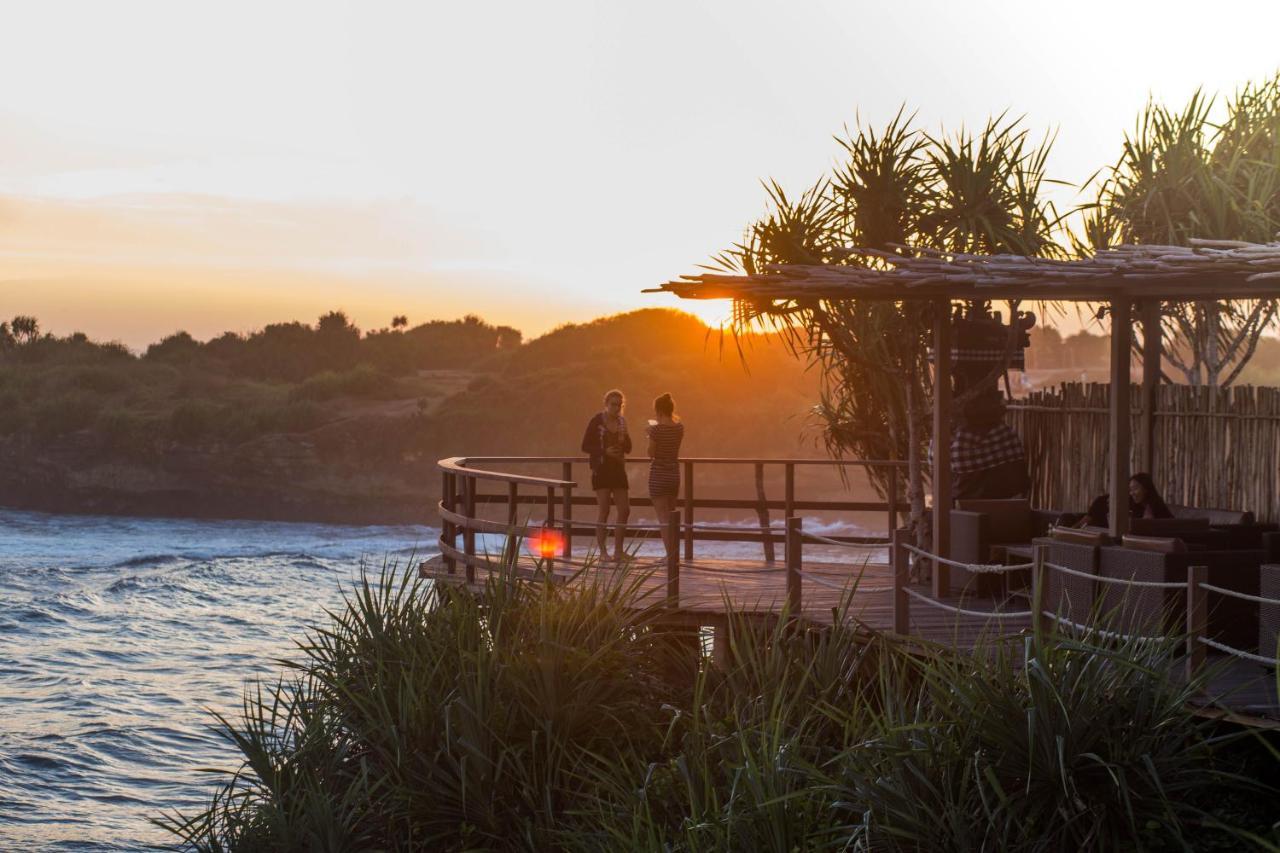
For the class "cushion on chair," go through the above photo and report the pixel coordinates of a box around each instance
[1170,505,1254,525]
[1131,517,1210,538]
[1121,534,1187,553]
[1050,526,1109,546]
[955,498,1031,544]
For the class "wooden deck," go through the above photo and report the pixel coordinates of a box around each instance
[420,554,1280,725]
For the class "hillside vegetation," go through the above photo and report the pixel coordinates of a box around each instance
[0,309,819,522]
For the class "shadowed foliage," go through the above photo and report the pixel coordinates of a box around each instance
[159,559,1273,852]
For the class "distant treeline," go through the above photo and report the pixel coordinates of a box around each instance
[144,312,523,381]
[0,309,819,467]
[1025,325,1280,383]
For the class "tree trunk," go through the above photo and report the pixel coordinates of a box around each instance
[1205,301,1221,387]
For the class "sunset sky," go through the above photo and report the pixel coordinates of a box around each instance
[2,0,1279,349]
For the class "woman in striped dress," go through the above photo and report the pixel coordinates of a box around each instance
[646,393,684,559]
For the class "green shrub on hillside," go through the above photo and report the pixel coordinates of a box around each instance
[33,392,101,436]
[98,407,159,454]
[0,389,26,435]
[61,365,135,394]
[274,401,327,433]
[169,400,223,443]
[290,364,398,402]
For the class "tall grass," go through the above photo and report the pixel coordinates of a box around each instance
[162,561,1273,852]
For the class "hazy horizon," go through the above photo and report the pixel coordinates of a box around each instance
[3,0,1280,347]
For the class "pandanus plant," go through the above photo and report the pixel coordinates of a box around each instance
[1080,75,1280,386]
[717,110,1063,551]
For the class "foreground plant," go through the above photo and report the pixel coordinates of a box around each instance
[161,562,1269,852]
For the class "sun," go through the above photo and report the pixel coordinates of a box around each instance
[679,299,738,330]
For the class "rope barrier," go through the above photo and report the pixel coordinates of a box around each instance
[1041,612,1167,644]
[1197,636,1280,666]
[903,544,1032,575]
[1042,562,1186,589]
[796,572,852,591]
[679,563,788,576]
[790,566,893,593]
[1196,582,1280,607]
[903,587,1032,619]
[800,531,890,549]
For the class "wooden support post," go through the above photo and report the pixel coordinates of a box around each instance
[754,462,775,565]
[711,621,732,670]
[666,509,681,606]
[506,481,518,560]
[892,526,909,635]
[683,460,694,561]
[1140,299,1161,477]
[562,462,573,560]
[442,471,456,574]
[932,298,953,597]
[786,516,802,617]
[463,476,476,584]
[1109,298,1133,539]
[1186,564,1208,682]
[1032,542,1051,637]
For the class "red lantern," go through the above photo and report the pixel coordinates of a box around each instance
[528,527,562,560]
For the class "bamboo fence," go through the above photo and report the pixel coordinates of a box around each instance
[1008,383,1280,524]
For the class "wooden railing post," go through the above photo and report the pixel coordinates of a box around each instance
[546,485,556,540]
[783,462,795,521]
[786,516,802,616]
[1186,564,1208,682]
[667,509,681,606]
[463,475,476,584]
[442,470,456,574]
[506,481,518,560]
[754,462,776,565]
[562,462,573,561]
[683,460,694,560]
[1032,543,1050,637]
[892,526,909,635]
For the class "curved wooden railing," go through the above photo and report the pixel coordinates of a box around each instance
[437,455,909,582]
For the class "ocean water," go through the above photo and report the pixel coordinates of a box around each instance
[0,509,878,850]
[0,509,436,851]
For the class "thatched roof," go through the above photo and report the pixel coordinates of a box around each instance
[650,238,1280,303]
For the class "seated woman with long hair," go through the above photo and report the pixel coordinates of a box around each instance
[1083,472,1173,527]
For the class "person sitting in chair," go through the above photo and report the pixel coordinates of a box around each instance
[1081,472,1173,527]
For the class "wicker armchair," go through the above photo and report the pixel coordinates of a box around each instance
[950,499,1068,595]
[1260,565,1280,665]
[1036,535,1106,628]
[1098,545,1264,651]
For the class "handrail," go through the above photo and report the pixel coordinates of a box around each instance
[450,455,911,468]
[438,456,575,488]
